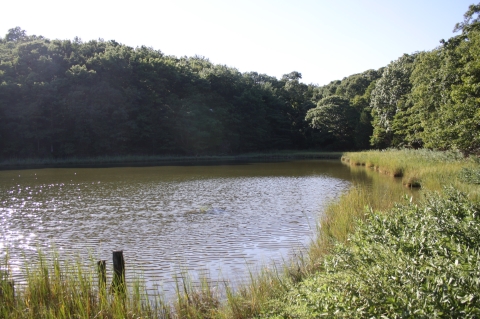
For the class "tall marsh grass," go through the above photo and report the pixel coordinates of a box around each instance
[343,149,480,195]
[0,253,170,319]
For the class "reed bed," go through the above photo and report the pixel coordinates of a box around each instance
[0,253,170,319]
[343,149,479,193]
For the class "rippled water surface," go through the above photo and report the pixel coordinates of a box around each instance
[0,160,357,294]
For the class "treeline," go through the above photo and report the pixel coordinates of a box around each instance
[0,31,312,158]
[307,4,480,156]
[0,28,375,159]
[0,4,479,159]
[368,4,480,155]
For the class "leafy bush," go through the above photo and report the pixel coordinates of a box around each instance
[262,188,480,318]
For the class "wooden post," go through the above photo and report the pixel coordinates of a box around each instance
[112,251,125,294]
[97,260,106,294]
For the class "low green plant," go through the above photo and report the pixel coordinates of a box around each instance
[261,188,480,318]
[459,167,480,184]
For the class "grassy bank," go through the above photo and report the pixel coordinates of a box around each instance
[0,253,170,319]
[257,150,480,318]
[259,188,480,318]
[210,149,480,317]
[2,150,479,318]
[0,151,342,171]
[342,149,479,192]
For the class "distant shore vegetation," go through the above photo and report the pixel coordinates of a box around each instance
[0,151,342,170]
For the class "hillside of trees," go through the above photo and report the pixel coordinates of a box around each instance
[0,4,478,159]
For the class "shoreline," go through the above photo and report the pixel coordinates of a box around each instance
[0,151,343,171]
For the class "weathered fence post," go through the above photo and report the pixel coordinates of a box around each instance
[97,260,106,294]
[111,251,125,294]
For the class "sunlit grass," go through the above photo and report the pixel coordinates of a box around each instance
[0,253,169,319]
[343,149,480,195]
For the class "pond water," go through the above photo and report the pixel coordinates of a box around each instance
[0,160,370,296]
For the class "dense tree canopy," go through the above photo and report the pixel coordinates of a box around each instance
[0,3,479,159]
[373,3,480,155]
[306,96,358,149]
[0,31,315,158]
[369,54,416,148]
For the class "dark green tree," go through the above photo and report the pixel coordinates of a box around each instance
[305,95,358,149]
[453,3,480,33]
[5,27,27,42]
[370,54,416,148]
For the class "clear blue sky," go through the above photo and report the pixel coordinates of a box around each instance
[0,0,474,85]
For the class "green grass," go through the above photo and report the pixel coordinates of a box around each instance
[0,252,170,318]
[342,149,480,194]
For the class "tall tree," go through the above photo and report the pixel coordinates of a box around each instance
[370,54,416,148]
[5,27,27,42]
[305,95,358,149]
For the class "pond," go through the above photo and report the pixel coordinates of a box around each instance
[0,160,370,296]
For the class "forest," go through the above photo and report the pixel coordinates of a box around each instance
[0,4,479,159]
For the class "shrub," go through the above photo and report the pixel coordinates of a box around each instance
[262,188,480,318]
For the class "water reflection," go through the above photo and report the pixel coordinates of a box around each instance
[0,160,359,295]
